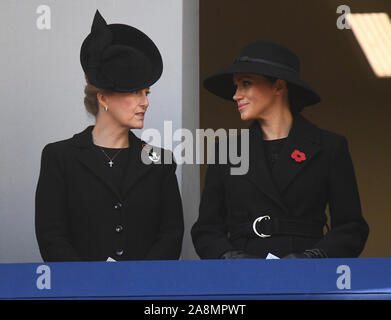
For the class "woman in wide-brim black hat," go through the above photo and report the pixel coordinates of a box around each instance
[192,40,369,259]
[35,10,184,262]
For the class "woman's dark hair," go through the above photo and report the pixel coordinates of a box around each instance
[83,75,114,116]
[263,75,300,115]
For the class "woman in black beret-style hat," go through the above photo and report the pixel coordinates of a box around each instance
[35,10,184,262]
[192,40,369,259]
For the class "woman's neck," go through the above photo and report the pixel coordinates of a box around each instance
[92,119,130,148]
[257,106,293,141]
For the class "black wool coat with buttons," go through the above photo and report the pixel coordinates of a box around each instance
[35,126,184,262]
[191,114,369,259]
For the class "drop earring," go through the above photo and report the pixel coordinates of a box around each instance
[104,106,108,111]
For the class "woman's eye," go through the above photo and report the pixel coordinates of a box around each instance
[242,80,251,87]
[146,91,151,96]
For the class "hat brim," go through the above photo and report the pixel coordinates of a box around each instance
[203,61,320,109]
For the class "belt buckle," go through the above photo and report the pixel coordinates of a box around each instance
[252,215,271,238]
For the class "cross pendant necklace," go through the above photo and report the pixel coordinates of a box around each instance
[99,148,123,168]
[92,134,126,167]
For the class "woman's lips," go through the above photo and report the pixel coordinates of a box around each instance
[136,112,145,119]
[238,103,249,112]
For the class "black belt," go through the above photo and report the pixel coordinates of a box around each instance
[229,215,326,240]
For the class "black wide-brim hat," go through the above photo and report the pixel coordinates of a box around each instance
[80,10,163,92]
[203,40,320,110]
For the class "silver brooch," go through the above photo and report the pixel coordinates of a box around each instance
[142,143,160,163]
[148,151,160,162]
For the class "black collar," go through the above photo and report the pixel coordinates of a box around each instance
[249,113,321,146]
[69,125,151,201]
[69,125,142,149]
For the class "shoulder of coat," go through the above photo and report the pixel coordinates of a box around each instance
[318,128,349,156]
[319,128,346,144]
[42,137,74,153]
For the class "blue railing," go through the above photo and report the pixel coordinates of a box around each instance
[0,258,390,299]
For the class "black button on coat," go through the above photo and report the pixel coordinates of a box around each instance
[35,126,184,262]
[191,115,369,259]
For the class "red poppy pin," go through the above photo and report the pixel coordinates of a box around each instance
[291,149,306,163]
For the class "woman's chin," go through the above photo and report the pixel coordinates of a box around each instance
[129,120,144,129]
[240,112,251,121]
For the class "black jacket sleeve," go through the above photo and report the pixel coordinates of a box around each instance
[312,137,369,257]
[191,150,235,259]
[35,144,82,262]
[144,156,184,260]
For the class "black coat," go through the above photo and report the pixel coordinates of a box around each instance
[35,126,184,262]
[191,114,369,259]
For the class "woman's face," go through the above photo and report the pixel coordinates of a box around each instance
[100,88,150,129]
[232,73,282,121]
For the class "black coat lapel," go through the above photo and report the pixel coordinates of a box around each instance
[244,121,290,214]
[70,126,153,200]
[120,130,154,199]
[71,126,122,199]
[272,114,322,193]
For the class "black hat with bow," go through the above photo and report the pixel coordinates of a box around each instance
[203,40,320,111]
[80,10,163,92]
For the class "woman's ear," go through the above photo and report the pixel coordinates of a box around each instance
[274,79,287,96]
[97,92,109,109]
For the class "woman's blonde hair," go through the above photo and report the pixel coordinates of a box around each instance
[83,75,113,116]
